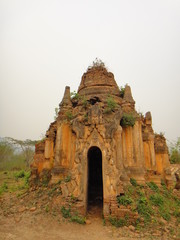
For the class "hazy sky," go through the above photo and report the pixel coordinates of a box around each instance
[0,0,180,142]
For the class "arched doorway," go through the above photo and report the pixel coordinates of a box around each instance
[87,146,103,211]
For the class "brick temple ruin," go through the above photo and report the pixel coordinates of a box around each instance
[31,61,173,217]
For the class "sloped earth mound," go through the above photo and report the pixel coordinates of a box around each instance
[0,172,180,240]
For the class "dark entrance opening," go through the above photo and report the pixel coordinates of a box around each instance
[88,147,103,211]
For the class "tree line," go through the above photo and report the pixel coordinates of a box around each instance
[0,137,38,171]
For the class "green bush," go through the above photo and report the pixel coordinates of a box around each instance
[137,189,145,197]
[117,195,133,206]
[159,206,171,221]
[14,170,25,180]
[130,178,138,187]
[71,215,86,224]
[109,216,126,227]
[146,182,159,192]
[65,111,73,121]
[120,114,135,127]
[149,194,164,207]
[137,197,153,223]
[104,95,117,113]
[24,171,31,186]
[119,86,125,98]
[0,182,8,195]
[61,206,71,218]
[70,91,79,100]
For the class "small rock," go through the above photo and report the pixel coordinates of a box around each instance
[18,206,26,213]
[128,225,135,231]
[30,207,36,211]
[14,216,22,223]
[85,219,91,225]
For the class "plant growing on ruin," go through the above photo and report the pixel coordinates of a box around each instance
[120,113,135,127]
[119,85,125,98]
[87,58,106,70]
[70,91,79,100]
[146,182,159,193]
[117,195,133,206]
[137,197,153,223]
[65,111,73,121]
[109,216,127,227]
[149,193,164,207]
[61,206,71,218]
[104,95,117,113]
[130,178,138,187]
[82,96,88,108]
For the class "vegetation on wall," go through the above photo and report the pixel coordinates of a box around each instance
[120,113,136,127]
[104,95,117,113]
[119,85,125,98]
[65,111,73,121]
[87,58,106,70]
[113,178,180,230]
[70,91,80,100]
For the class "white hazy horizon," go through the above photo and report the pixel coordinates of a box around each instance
[0,0,180,143]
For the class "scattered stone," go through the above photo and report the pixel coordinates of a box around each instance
[30,207,36,212]
[14,216,22,223]
[85,219,91,225]
[18,206,26,213]
[152,230,161,236]
[128,225,135,231]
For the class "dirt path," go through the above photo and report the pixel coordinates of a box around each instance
[0,212,151,240]
[0,205,172,240]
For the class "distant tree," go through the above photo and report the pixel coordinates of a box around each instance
[169,137,180,164]
[6,138,37,167]
[0,140,14,162]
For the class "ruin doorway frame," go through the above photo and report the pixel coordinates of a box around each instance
[85,145,104,214]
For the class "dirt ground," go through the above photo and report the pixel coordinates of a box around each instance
[0,208,170,240]
[0,172,179,240]
[0,198,174,240]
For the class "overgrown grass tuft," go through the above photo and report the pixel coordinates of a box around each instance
[146,182,159,192]
[109,216,127,227]
[117,195,133,206]
[70,215,86,224]
[110,179,180,229]
[61,206,86,224]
